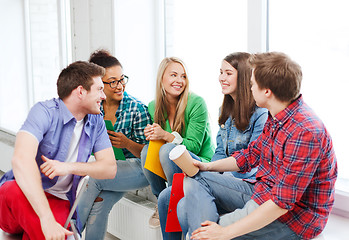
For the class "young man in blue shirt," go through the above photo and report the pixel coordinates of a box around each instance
[0,61,117,240]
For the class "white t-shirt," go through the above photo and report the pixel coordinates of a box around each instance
[45,119,84,200]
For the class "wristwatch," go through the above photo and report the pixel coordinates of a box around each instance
[171,131,183,145]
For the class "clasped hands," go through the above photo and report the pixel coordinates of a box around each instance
[144,123,167,141]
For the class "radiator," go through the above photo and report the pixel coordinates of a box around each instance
[107,193,162,240]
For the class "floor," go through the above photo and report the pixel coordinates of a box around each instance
[0,231,119,240]
[313,213,349,239]
[82,232,119,240]
[102,232,119,240]
[1,213,349,239]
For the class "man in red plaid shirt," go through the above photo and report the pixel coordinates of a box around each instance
[177,52,337,240]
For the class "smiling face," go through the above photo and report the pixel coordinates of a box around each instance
[162,62,187,100]
[219,60,238,98]
[83,76,106,114]
[102,65,125,102]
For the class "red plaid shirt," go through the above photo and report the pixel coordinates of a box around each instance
[233,95,337,240]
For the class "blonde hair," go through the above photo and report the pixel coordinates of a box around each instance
[154,57,189,134]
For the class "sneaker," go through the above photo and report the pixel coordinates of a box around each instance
[149,206,160,228]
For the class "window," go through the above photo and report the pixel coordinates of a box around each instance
[0,0,29,133]
[165,0,248,137]
[0,0,71,133]
[269,0,349,190]
[113,0,163,106]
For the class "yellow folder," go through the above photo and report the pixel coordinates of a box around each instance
[144,140,167,180]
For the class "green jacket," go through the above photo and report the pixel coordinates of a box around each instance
[148,93,214,162]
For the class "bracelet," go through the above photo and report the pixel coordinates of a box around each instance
[171,131,183,145]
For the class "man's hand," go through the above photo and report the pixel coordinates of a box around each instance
[193,160,211,172]
[107,131,130,148]
[40,216,73,240]
[191,221,230,240]
[40,155,71,179]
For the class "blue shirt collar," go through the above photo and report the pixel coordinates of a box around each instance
[58,98,76,125]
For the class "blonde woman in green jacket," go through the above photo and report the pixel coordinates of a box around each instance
[141,57,215,227]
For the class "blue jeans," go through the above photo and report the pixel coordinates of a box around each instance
[78,158,149,240]
[141,143,187,197]
[177,171,300,240]
[149,144,200,240]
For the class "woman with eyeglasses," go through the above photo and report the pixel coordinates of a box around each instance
[140,57,215,228]
[78,49,152,240]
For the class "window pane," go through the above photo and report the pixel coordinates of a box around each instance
[269,0,349,183]
[0,0,66,133]
[165,0,248,137]
[113,0,160,105]
[0,0,28,133]
[29,0,61,102]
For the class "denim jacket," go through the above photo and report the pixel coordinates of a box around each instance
[211,107,268,179]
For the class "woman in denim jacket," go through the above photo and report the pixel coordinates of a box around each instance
[213,106,267,179]
[157,52,268,240]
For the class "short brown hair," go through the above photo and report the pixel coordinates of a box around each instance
[249,52,302,102]
[57,61,105,99]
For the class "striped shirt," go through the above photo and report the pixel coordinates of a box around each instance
[101,92,152,158]
[233,95,337,239]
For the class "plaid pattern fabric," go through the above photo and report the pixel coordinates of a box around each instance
[101,92,152,158]
[233,95,337,239]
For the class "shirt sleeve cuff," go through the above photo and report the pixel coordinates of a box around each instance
[232,151,245,172]
[171,131,183,145]
[271,194,293,210]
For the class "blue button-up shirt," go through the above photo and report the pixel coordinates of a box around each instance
[0,98,111,199]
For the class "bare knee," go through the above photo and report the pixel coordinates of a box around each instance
[94,197,103,202]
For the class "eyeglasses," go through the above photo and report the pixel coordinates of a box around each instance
[103,75,129,88]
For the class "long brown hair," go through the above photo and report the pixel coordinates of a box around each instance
[218,52,255,131]
[154,57,189,134]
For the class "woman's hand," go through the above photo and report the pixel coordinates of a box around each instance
[144,124,154,139]
[107,131,130,148]
[144,123,168,141]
